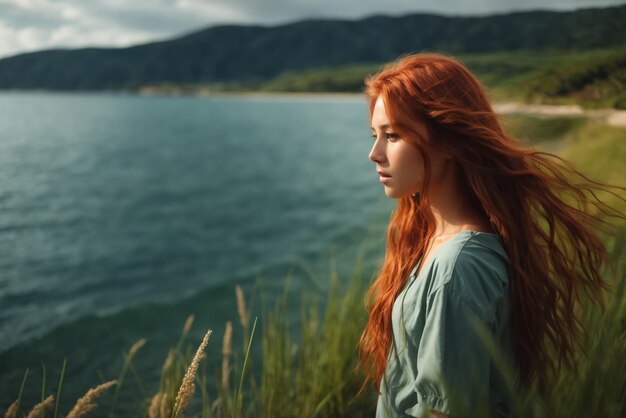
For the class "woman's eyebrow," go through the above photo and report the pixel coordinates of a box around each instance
[371,123,391,130]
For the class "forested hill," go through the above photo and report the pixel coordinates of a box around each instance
[0,4,625,91]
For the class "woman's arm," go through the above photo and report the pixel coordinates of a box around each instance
[413,272,503,417]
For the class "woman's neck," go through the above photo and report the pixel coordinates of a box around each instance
[427,165,492,236]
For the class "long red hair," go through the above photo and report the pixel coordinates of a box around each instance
[357,52,625,394]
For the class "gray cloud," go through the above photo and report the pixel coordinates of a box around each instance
[0,2,69,29]
[209,0,626,22]
[0,0,624,59]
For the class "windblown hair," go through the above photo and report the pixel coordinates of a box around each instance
[357,52,625,394]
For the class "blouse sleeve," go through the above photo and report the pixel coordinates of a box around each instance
[410,260,506,417]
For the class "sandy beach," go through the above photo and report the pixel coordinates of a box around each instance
[493,102,626,127]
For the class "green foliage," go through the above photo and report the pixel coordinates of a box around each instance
[258,64,383,93]
[612,92,626,109]
[524,46,626,107]
[453,48,621,102]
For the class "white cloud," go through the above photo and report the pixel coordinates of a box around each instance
[0,0,207,58]
[0,23,43,57]
[4,0,54,11]
[0,22,156,58]
[175,0,248,21]
[46,24,150,48]
[60,5,88,21]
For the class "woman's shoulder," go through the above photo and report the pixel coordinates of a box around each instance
[425,231,511,313]
[427,230,509,275]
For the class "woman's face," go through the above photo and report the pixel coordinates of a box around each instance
[369,96,450,199]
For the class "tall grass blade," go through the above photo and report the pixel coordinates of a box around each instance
[109,338,146,417]
[53,357,67,418]
[237,316,258,414]
[39,362,46,418]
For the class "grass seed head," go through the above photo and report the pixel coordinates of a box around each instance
[128,338,147,359]
[236,285,249,329]
[25,395,54,418]
[173,329,212,417]
[66,380,117,418]
[183,315,195,334]
[148,393,161,418]
[4,400,19,418]
[222,321,233,389]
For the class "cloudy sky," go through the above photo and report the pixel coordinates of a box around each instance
[1,0,624,59]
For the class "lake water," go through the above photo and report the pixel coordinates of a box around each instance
[0,92,394,413]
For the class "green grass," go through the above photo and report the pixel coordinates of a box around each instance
[4,244,624,417]
[561,121,626,198]
[256,254,374,418]
[5,236,623,417]
[500,115,587,146]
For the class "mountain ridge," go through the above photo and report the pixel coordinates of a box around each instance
[1,4,625,90]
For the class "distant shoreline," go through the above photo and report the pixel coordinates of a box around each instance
[0,89,367,100]
[2,89,624,126]
[138,88,367,100]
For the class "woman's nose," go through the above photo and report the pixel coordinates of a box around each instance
[369,140,385,164]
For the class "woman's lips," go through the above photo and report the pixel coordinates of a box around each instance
[378,171,392,183]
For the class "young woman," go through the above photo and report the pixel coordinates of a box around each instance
[357,53,624,418]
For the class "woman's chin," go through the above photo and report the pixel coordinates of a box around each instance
[384,187,420,200]
[383,188,402,199]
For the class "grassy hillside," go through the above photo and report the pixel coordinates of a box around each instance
[522,46,626,108]
[211,46,626,109]
[456,47,625,103]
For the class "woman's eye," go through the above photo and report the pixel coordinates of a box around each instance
[371,133,399,141]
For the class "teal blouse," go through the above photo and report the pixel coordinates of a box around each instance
[375,230,516,418]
